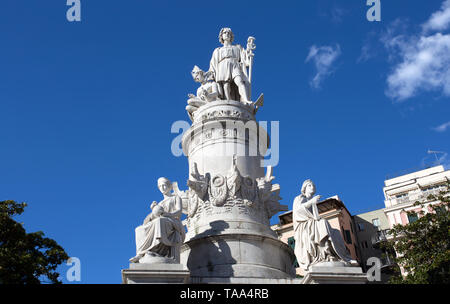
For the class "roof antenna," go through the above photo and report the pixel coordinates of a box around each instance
[427,149,445,164]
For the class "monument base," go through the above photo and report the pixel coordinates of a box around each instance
[121,263,190,284]
[181,233,296,283]
[190,277,303,284]
[301,262,367,284]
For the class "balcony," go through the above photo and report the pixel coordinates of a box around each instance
[390,188,443,206]
[371,229,391,248]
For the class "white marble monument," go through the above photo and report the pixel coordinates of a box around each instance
[293,180,367,284]
[177,28,295,283]
[122,177,190,284]
[122,28,364,284]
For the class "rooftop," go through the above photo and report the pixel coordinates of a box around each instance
[384,165,445,187]
[277,195,350,226]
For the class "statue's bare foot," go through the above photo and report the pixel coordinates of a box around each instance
[129,255,142,263]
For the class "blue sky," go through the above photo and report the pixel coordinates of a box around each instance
[1,0,449,283]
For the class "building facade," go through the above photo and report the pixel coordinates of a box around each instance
[382,165,450,277]
[354,165,450,281]
[353,208,394,282]
[383,165,449,228]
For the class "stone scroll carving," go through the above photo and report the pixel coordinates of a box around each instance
[179,157,287,223]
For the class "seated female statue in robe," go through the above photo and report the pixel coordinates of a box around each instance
[130,177,185,264]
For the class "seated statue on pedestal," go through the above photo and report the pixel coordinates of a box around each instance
[186,65,219,120]
[293,179,356,271]
[130,177,186,264]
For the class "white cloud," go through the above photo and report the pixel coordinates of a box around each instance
[385,33,450,101]
[422,0,450,32]
[305,44,341,89]
[383,1,450,101]
[432,121,450,132]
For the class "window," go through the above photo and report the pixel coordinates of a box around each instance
[372,218,380,228]
[396,193,408,198]
[423,185,441,192]
[357,223,365,231]
[287,237,299,268]
[435,205,447,215]
[361,241,368,249]
[407,213,418,223]
[344,230,352,244]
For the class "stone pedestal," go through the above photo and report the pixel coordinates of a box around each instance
[181,233,295,283]
[183,100,267,182]
[301,262,367,284]
[179,100,296,283]
[121,263,190,284]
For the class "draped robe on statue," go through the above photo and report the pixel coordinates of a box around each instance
[209,45,250,101]
[209,45,248,82]
[293,195,352,271]
[135,195,185,262]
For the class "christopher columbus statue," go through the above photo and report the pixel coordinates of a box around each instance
[209,28,254,103]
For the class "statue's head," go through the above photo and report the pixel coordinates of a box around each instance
[157,177,172,195]
[191,65,205,83]
[219,27,234,44]
[301,179,316,197]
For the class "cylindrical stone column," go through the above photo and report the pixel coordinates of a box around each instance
[180,100,295,283]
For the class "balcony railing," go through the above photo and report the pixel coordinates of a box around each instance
[391,188,443,206]
[380,255,395,269]
[371,229,391,247]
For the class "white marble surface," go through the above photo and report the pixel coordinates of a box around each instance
[122,263,190,284]
[130,177,185,264]
[293,179,356,271]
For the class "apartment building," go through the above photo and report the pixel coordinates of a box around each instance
[383,165,449,228]
[353,165,450,281]
[353,208,395,282]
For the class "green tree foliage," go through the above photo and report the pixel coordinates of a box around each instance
[0,200,69,284]
[381,182,450,284]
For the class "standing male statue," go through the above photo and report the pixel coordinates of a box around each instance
[130,177,185,264]
[293,179,356,271]
[209,27,254,103]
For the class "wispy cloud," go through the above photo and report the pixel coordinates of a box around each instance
[357,31,378,63]
[422,0,450,32]
[305,44,341,89]
[357,43,372,63]
[432,121,450,132]
[383,1,450,101]
[331,6,348,24]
